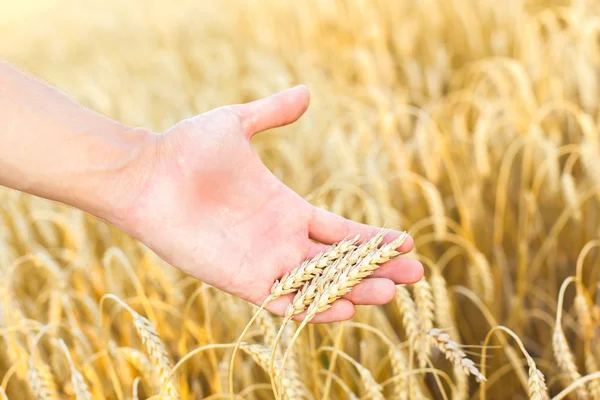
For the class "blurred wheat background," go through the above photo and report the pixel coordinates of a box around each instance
[2,0,600,398]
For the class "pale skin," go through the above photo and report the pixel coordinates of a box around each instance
[0,60,424,323]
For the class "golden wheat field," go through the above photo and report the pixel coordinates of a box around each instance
[4,0,600,399]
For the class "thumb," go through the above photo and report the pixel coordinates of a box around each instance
[232,85,310,138]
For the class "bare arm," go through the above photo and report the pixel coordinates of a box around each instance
[0,59,152,224]
[0,60,422,323]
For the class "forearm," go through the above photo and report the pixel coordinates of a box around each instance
[0,60,154,224]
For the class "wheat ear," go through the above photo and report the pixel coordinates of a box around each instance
[268,235,380,398]
[429,272,468,399]
[553,327,588,398]
[356,363,385,400]
[472,252,494,305]
[389,347,416,400]
[0,284,29,380]
[281,234,381,323]
[132,315,179,398]
[553,277,589,398]
[100,294,179,399]
[393,286,420,398]
[481,326,548,400]
[322,346,385,400]
[28,357,60,400]
[241,344,305,400]
[268,236,379,375]
[394,285,419,343]
[279,233,410,381]
[427,329,486,382]
[304,232,408,320]
[271,235,360,298]
[256,310,279,351]
[584,349,600,398]
[574,292,593,340]
[228,235,358,399]
[422,181,447,239]
[573,286,600,397]
[526,356,549,400]
[413,277,434,368]
[59,339,92,400]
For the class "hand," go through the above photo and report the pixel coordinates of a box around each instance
[118,86,424,323]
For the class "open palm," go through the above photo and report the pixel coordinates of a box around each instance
[122,86,423,323]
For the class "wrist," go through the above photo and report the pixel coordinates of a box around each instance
[74,126,159,230]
